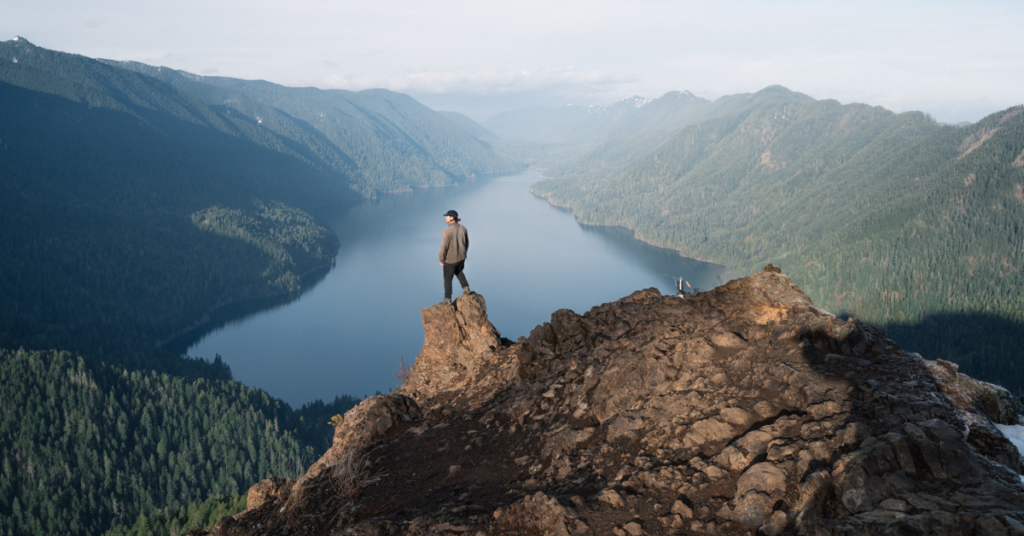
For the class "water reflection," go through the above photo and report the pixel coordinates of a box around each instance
[182,171,726,406]
[163,266,332,355]
[578,224,723,293]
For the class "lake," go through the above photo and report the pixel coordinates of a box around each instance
[178,170,725,406]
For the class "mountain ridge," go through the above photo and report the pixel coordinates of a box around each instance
[99,58,525,197]
[212,267,1024,535]
[531,93,1024,391]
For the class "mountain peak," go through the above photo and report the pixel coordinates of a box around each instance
[758,84,795,94]
[619,95,652,108]
[217,268,1024,535]
[663,90,698,100]
[754,85,816,102]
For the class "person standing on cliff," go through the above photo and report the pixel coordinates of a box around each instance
[439,209,470,305]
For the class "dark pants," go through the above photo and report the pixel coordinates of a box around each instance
[443,261,469,299]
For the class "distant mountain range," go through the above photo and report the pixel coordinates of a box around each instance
[98,59,522,197]
[437,110,504,146]
[483,87,815,144]
[531,86,1024,391]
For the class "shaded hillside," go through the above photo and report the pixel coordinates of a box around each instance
[882,312,1024,389]
[102,60,524,196]
[533,92,1024,391]
[437,111,504,146]
[0,63,337,373]
[0,38,379,536]
[0,39,352,208]
[103,494,247,536]
[214,268,1024,535]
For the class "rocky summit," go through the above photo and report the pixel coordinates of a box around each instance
[212,267,1024,535]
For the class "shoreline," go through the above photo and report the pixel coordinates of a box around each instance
[154,260,335,351]
[158,171,534,353]
[161,170,533,354]
[528,187,722,267]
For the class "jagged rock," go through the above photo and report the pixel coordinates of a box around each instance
[926,358,1021,425]
[245,476,293,511]
[285,392,422,510]
[210,269,1024,536]
[761,510,790,536]
[404,293,501,402]
[492,491,587,535]
[671,499,693,518]
[621,521,643,535]
[736,462,787,498]
[597,489,626,508]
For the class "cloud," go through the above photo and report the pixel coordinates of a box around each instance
[322,67,633,96]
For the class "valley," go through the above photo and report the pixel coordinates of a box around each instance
[0,37,1021,536]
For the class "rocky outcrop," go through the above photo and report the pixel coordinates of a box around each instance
[245,476,293,511]
[402,293,505,404]
[217,268,1024,535]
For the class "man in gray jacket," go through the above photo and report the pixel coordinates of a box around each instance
[439,210,470,305]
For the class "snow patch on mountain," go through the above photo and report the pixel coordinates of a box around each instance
[621,96,651,108]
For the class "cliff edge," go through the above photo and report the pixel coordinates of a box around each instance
[215,267,1024,535]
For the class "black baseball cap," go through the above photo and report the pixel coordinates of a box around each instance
[444,210,459,218]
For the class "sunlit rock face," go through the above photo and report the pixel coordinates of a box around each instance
[218,267,1024,536]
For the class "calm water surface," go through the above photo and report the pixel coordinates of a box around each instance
[182,171,725,406]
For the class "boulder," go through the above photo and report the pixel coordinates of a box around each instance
[404,293,501,401]
[245,476,293,511]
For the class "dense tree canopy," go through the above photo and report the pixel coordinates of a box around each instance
[0,349,357,536]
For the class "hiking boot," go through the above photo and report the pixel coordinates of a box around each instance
[440,298,452,305]
[462,286,471,296]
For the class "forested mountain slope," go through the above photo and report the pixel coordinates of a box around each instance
[437,111,503,145]
[0,52,338,373]
[0,39,354,208]
[101,60,523,196]
[491,86,816,182]
[0,349,355,536]
[541,87,817,183]
[533,92,1024,390]
[0,38,378,535]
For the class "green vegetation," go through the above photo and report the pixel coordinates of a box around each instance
[0,39,469,535]
[489,87,809,180]
[7,32,1017,534]
[103,494,246,536]
[0,37,520,372]
[103,60,524,197]
[0,349,357,535]
[0,52,342,374]
[191,200,337,294]
[533,91,1024,390]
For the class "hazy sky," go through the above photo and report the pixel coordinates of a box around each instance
[4,0,1022,122]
